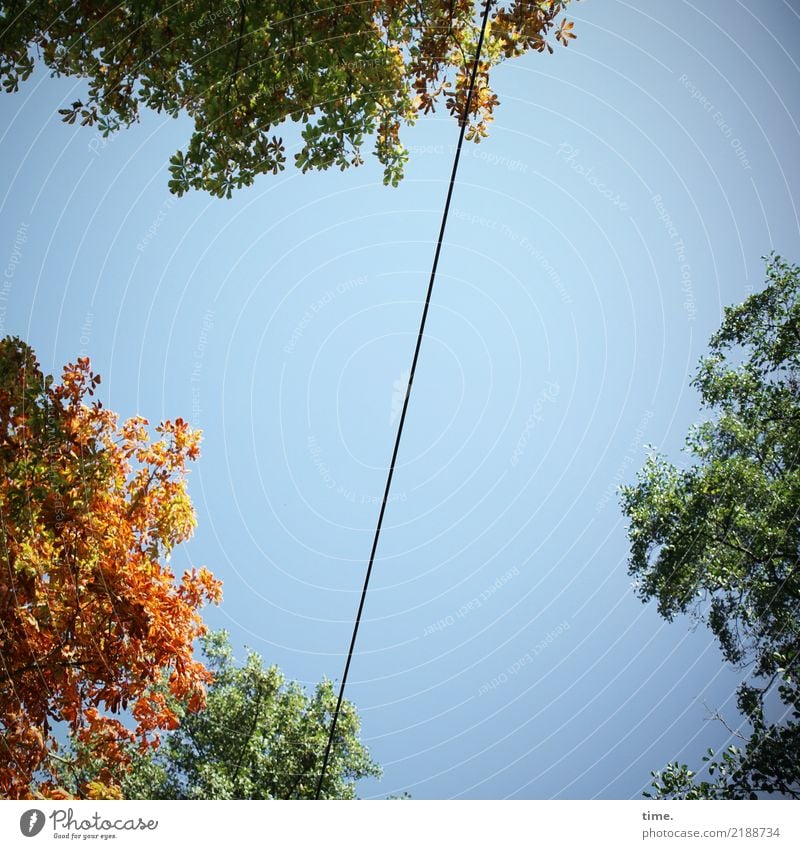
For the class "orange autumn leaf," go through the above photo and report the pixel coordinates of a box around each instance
[0,337,222,799]
[556,18,577,47]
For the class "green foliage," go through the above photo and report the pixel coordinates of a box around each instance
[114,631,379,799]
[0,1,574,196]
[622,254,800,799]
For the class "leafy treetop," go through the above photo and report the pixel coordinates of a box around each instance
[621,255,800,799]
[99,631,381,800]
[0,337,222,799]
[0,1,575,195]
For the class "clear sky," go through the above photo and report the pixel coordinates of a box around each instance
[1,0,799,799]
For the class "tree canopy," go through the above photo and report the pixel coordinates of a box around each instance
[0,1,575,195]
[621,255,800,799]
[104,631,380,800]
[0,338,222,799]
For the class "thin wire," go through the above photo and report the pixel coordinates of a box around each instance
[314,0,495,799]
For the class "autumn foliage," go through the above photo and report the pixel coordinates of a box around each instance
[0,338,221,799]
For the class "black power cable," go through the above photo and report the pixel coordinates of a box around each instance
[314,0,496,799]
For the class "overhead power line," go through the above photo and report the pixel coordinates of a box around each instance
[314,0,496,799]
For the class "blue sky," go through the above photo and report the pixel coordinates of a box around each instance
[1,0,799,799]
